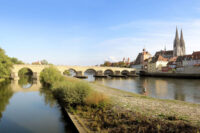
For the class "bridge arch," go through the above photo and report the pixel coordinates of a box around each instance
[121,70,130,76]
[84,69,97,75]
[18,67,34,77]
[66,68,78,77]
[104,69,114,76]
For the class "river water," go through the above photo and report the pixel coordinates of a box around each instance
[0,77,76,133]
[1,75,200,132]
[85,74,200,104]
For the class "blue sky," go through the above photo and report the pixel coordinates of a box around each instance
[0,0,200,65]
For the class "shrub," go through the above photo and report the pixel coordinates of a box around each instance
[53,80,91,106]
[85,91,109,108]
[40,66,65,88]
[40,66,91,107]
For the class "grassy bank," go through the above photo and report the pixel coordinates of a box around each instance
[40,66,108,109]
[40,66,200,132]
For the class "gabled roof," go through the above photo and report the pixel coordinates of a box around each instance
[155,50,173,59]
[151,55,168,63]
[192,51,200,60]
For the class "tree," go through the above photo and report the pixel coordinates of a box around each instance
[0,48,13,78]
[10,57,24,64]
[104,61,112,66]
[41,59,49,65]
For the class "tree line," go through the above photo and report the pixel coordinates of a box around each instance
[0,48,24,79]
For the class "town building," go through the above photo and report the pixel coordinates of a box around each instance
[155,50,173,59]
[146,28,187,73]
[131,49,152,70]
[182,51,200,67]
[147,55,168,72]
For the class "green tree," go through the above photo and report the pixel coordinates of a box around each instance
[41,59,49,65]
[0,48,13,78]
[104,61,112,66]
[18,68,33,77]
[10,57,24,64]
[0,80,13,120]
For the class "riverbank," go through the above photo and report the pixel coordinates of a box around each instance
[70,81,200,132]
[91,82,200,125]
[140,71,200,79]
[39,66,200,132]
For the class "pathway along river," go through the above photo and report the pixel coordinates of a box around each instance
[84,73,200,104]
[0,76,77,133]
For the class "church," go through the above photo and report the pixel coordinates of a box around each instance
[155,28,186,58]
[173,28,186,56]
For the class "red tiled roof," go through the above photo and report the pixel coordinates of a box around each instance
[151,55,168,63]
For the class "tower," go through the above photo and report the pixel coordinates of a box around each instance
[180,29,186,55]
[173,27,185,56]
[173,27,181,56]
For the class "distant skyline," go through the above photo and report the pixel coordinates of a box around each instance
[1,0,200,65]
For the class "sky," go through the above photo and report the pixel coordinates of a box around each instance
[1,0,200,65]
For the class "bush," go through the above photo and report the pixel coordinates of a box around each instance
[40,66,91,107]
[85,91,109,108]
[53,80,91,106]
[40,66,65,88]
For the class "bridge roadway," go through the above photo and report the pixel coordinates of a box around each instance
[11,64,136,80]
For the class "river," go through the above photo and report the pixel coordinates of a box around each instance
[85,74,200,104]
[1,74,200,132]
[0,77,77,133]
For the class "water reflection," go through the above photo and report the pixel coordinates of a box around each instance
[84,71,95,82]
[0,80,13,121]
[18,76,33,89]
[93,77,200,104]
[0,79,76,133]
[39,87,57,108]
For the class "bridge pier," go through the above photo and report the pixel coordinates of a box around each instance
[127,71,138,77]
[32,72,39,80]
[75,71,87,79]
[94,70,107,78]
[10,72,19,80]
[110,71,126,77]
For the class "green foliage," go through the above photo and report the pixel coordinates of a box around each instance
[18,68,33,77]
[41,59,49,65]
[0,48,13,78]
[18,75,33,88]
[40,66,91,107]
[63,70,71,76]
[101,60,129,67]
[40,87,57,107]
[40,66,65,87]
[0,80,13,120]
[10,57,24,64]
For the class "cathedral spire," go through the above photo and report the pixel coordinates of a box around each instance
[175,27,179,40]
[180,29,184,45]
[173,27,181,56]
[180,29,186,55]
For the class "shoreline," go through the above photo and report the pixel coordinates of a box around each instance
[90,82,200,125]
[140,71,200,79]
[61,80,200,132]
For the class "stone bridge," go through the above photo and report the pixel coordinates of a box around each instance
[11,65,136,80]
